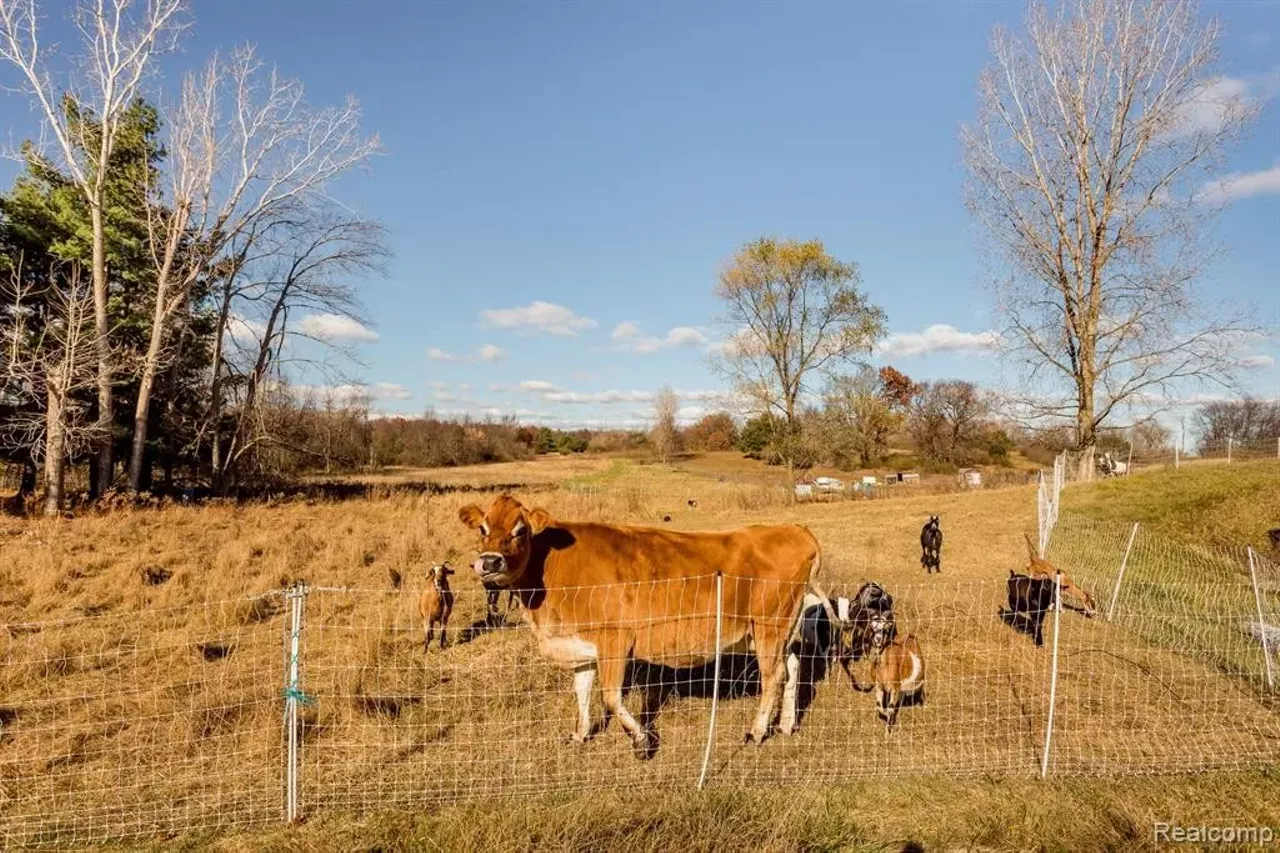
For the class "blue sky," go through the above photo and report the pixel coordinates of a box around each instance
[2,1,1278,428]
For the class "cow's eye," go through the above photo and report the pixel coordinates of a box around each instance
[480,524,490,537]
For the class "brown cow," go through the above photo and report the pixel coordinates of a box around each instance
[419,564,456,652]
[458,494,825,759]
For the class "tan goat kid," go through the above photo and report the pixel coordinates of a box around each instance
[419,564,456,652]
[869,612,925,729]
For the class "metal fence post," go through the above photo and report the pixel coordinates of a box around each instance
[1106,523,1140,622]
[696,572,724,791]
[1040,572,1063,779]
[1248,548,1274,692]
[283,584,309,824]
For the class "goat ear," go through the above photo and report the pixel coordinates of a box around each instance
[527,507,554,534]
[459,505,484,530]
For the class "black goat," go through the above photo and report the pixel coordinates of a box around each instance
[843,581,896,663]
[1003,571,1055,646]
[484,585,518,627]
[920,515,942,574]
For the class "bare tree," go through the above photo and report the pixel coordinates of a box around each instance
[1194,398,1280,452]
[650,385,679,464]
[963,0,1260,476]
[821,368,901,468]
[0,0,187,493]
[910,380,990,465]
[211,214,387,488]
[712,237,885,480]
[126,45,381,492]
[1,258,101,514]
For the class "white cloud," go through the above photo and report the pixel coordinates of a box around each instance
[1237,354,1276,369]
[294,382,408,404]
[1167,76,1254,139]
[877,324,999,359]
[370,382,411,401]
[479,301,598,337]
[510,382,735,409]
[297,314,379,343]
[478,344,506,362]
[430,381,451,391]
[612,321,643,340]
[544,390,654,404]
[427,347,458,362]
[610,322,709,354]
[1197,163,1280,205]
[225,313,267,344]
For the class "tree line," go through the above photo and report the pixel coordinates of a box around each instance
[0,2,383,514]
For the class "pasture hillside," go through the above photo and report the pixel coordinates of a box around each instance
[0,457,1277,851]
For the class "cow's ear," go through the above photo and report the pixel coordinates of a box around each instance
[527,507,554,534]
[458,505,484,530]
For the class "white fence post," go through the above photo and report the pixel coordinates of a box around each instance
[283,584,309,824]
[1106,523,1140,622]
[1228,438,1233,464]
[1248,547,1274,692]
[1125,443,1133,476]
[1040,572,1063,779]
[1174,443,1180,469]
[696,572,724,790]
[1276,436,1279,460]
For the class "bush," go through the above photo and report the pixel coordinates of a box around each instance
[738,415,774,458]
[684,413,739,452]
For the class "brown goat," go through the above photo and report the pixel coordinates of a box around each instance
[869,612,925,728]
[1022,534,1096,617]
[419,564,455,652]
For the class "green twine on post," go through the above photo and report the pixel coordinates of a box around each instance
[284,684,317,707]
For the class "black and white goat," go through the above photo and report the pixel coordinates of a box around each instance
[920,515,942,574]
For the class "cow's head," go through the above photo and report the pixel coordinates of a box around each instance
[457,495,553,588]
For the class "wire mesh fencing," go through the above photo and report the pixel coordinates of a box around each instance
[0,594,285,848]
[2,521,1279,846]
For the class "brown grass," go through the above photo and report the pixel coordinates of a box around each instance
[0,457,1277,849]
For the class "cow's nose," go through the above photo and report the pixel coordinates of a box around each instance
[480,554,505,575]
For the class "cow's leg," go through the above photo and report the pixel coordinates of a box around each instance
[778,648,802,735]
[747,623,788,744]
[439,618,448,650]
[569,664,596,743]
[597,644,651,759]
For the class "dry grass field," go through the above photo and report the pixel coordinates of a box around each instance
[0,455,1278,850]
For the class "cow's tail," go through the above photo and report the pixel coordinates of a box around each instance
[801,532,840,632]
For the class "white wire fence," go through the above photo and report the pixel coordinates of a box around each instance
[2,522,1279,846]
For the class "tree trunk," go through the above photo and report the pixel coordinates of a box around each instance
[129,206,188,494]
[43,387,66,517]
[127,356,161,493]
[19,457,36,496]
[1075,377,1097,482]
[90,202,114,496]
